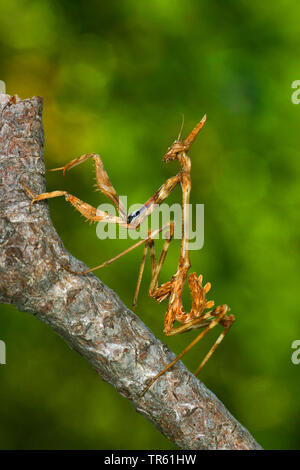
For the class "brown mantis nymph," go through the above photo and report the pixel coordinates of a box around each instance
[23,115,235,396]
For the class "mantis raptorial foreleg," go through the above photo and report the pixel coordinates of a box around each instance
[49,153,127,219]
[21,183,128,226]
[50,152,182,229]
[24,152,181,229]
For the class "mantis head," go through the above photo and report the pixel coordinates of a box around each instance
[163,140,187,162]
[163,114,207,163]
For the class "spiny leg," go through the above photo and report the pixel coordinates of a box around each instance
[139,305,229,397]
[21,182,128,226]
[21,182,68,212]
[49,153,126,219]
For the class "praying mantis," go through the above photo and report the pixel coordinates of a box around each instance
[22,114,235,396]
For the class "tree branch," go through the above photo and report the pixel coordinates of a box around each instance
[0,93,262,450]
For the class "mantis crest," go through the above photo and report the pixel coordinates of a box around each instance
[23,115,235,396]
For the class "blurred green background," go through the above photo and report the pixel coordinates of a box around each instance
[0,0,299,450]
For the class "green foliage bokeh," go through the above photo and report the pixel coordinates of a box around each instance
[0,0,299,449]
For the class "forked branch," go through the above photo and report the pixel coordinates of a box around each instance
[0,94,262,450]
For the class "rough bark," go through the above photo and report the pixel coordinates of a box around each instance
[0,93,262,450]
